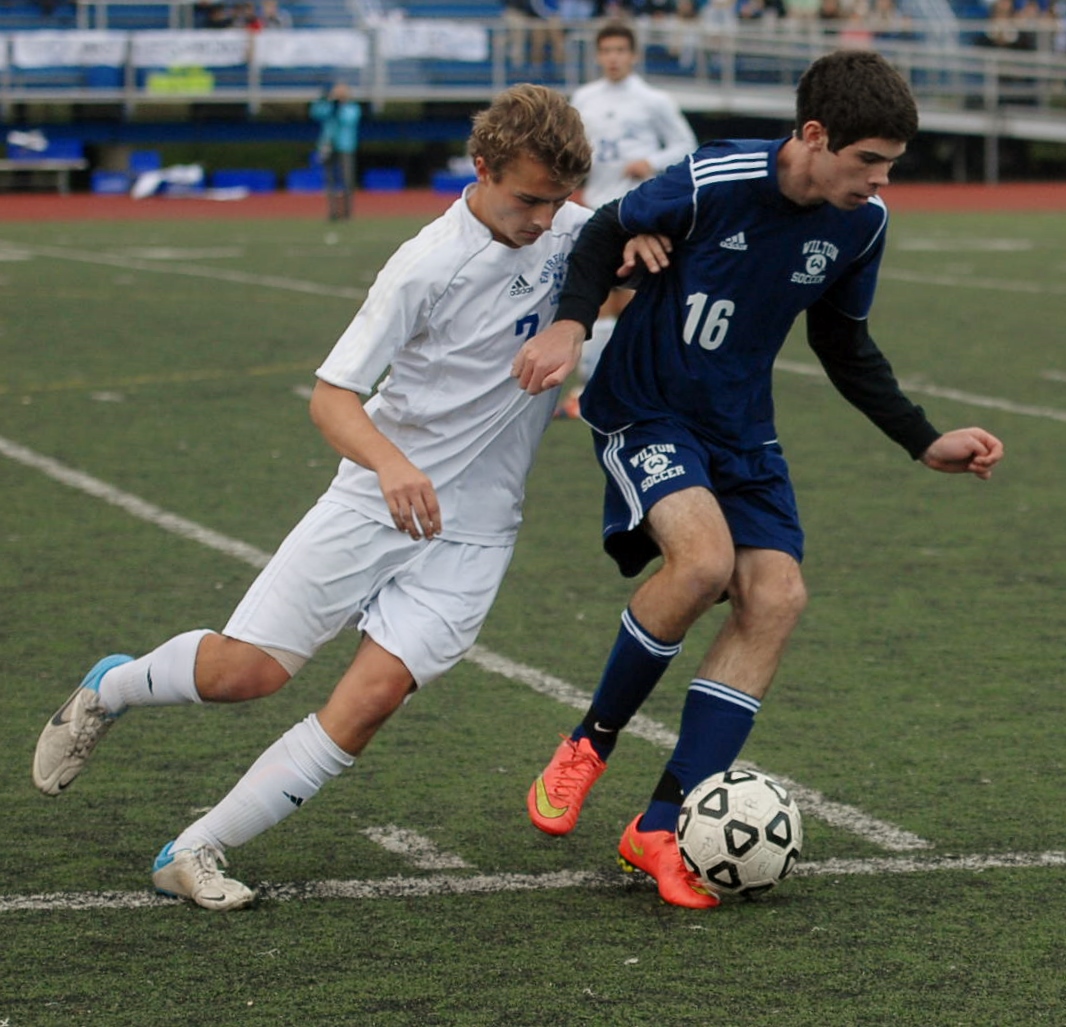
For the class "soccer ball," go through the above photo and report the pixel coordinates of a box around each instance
[676,769,803,899]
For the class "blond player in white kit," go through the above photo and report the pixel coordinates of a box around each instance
[559,21,697,418]
[31,85,611,912]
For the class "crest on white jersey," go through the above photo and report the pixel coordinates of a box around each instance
[540,251,571,307]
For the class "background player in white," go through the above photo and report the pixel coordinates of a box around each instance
[560,20,697,418]
[32,85,613,912]
[514,51,1005,908]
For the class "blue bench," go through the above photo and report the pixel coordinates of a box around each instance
[1,138,88,193]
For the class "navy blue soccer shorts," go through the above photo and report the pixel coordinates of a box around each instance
[591,419,804,578]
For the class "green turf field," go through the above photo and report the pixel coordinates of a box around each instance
[1,208,1063,1026]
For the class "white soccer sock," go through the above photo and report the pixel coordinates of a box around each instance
[173,713,355,852]
[97,629,211,713]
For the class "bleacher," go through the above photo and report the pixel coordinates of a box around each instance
[0,0,509,30]
[0,2,78,29]
[0,0,1025,35]
[0,0,328,29]
[398,0,502,16]
[1,1,1064,188]
[294,0,354,28]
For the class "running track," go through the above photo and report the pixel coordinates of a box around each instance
[3,181,1066,222]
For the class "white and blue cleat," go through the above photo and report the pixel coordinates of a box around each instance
[153,841,256,911]
[32,654,132,796]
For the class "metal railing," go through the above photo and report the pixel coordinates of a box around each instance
[75,0,199,30]
[2,18,1065,177]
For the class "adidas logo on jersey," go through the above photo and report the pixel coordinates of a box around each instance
[719,232,748,251]
[510,275,534,297]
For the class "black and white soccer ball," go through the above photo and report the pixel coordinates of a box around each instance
[676,769,803,899]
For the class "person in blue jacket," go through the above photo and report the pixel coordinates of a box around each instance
[311,82,362,220]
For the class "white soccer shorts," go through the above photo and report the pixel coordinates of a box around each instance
[224,498,514,686]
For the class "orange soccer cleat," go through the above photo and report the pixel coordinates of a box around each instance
[617,815,720,909]
[527,735,606,836]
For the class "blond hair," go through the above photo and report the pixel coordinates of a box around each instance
[468,84,592,187]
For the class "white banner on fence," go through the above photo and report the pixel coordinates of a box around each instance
[254,30,368,68]
[381,19,489,61]
[11,30,128,69]
[131,29,250,68]
[6,23,488,72]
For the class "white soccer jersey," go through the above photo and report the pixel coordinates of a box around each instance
[571,73,697,210]
[316,191,592,546]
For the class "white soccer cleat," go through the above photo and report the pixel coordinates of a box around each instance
[32,654,133,796]
[152,842,256,912]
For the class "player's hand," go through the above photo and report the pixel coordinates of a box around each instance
[624,158,655,182]
[377,455,442,539]
[618,233,672,280]
[512,319,586,395]
[920,427,1004,480]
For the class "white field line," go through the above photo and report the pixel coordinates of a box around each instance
[7,234,1066,302]
[0,240,367,302]
[776,359,1066,424]
[893,238,1034,253]
[0,362,314,398]
[0,436,271,570]
[2,851,1064,913]
[9,235,1066,307]
[881,266,1066,297]
[359,826,472,870]
[1,431,929,852]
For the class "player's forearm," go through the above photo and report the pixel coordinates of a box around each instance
[806,300,940,459]
[555,202,630,334]
[309,379,406,473]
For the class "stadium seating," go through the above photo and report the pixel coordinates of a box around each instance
[0,0,504,30]
[399,0,502,16]
[296,0,354,27]
[0,2,77,30]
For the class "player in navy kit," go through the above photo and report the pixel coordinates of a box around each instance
[514,50,1004,908]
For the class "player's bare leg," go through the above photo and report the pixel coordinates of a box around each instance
[629,487,737,641]
[530,488,733,836]
[193,634,291,702]
[695,547,807,700]
[316,636,417,756]
[630,544,807,898]
[597,495,805,906]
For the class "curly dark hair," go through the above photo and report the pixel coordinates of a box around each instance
[795,50,919,152]
[468,84,592,187]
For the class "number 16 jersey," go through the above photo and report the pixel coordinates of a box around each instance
[581,137,890,452]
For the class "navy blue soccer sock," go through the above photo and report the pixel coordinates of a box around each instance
[638,679,761,833]
[572,607,682,760]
